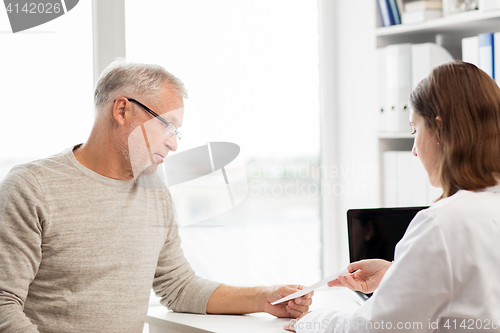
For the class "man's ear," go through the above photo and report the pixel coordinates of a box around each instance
[436,115,443,122]
[113,97,129,126]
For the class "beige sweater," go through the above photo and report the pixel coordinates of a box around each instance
[0,146,221,332]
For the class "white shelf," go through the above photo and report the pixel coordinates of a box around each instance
[376,9,500,46]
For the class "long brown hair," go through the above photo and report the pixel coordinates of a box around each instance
[409,61,500,199]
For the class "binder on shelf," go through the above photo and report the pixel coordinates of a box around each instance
[388,0,402,24]
[411,43,454,90]
[400,151,430,206]
[396,0,404,17]
[409,154,429,206]
[386,43,412,133]
[383,151,431,207]
[480,0,500,10]
[397,151,413,206]
[378,0,396,26]
[404,1,443,11]
[402,9,443,24]
[383,151,398,207]
[462,36,479,66]
[377,48,388,133]
[494,32,500,86]
[478,33,495,80]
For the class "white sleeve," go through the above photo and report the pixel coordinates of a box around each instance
[297,211,453,333]
[295,308,342,333]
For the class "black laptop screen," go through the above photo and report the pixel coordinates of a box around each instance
[347,207,428,263]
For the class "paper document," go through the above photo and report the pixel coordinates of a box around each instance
[271,267,350,305]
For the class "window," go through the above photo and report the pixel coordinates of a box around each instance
[0,2,93,180]
[126,0,321,286]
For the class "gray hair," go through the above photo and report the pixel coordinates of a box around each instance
[94,59,188,115]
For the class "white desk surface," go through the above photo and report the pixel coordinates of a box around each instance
[146,287,362,333]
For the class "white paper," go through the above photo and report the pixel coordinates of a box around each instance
[271,267,350,305]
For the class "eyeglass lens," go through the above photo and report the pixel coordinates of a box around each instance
[165,123,181,140]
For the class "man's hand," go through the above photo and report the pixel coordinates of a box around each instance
[262,285,313,318]
[327,259,392,294]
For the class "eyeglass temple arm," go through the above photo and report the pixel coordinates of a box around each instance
[127,98,170,127]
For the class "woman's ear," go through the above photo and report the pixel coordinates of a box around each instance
[435,115,443,131]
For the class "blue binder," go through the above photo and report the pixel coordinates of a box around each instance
[388,0,401,25]
[378,0,395,26]
[479,33,495,80]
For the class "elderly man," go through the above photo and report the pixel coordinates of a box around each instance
[0,60,312,332]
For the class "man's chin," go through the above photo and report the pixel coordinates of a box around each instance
[138,163,159,176]
[129,157,160,178]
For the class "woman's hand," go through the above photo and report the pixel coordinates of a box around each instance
[327,259,392,294]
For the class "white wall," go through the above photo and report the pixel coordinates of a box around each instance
[322,0,379,274]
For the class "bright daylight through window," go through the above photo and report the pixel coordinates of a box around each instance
[125,0,321,287]
[0,1,93,180]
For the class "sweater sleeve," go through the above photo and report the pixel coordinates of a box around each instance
[0,167,47,333]
[152,191,221,314]
[296,211,453,333]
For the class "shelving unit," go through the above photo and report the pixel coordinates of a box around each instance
[376,4,500,206]
[377,8,500,45]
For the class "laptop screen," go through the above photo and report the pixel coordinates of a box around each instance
[347,206,428,299]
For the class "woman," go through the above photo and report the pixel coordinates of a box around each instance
[286,61,500,332]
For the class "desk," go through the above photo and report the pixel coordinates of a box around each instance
[146,287,361,333]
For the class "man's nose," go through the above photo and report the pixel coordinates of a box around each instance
[166,135,178,152]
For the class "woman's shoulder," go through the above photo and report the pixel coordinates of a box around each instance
[426,190,471,212]
[419,188,499,230]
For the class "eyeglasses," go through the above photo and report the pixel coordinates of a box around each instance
[126,98,182,140]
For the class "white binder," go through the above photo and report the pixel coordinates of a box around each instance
[386,43,412,133]
[383,151,398,207]
[383,151,435,207]
[495,32,500,86]
[411,43,454,90]
[480,0,500,10]
[397,151,413,206]
[462,36,479,66]
[478,33,494,79]
[409,154,430,206]
[377,47,388,132]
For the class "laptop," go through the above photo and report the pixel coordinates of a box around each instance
[347,206,428,302]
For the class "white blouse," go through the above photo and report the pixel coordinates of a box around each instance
[297,184,500,333]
